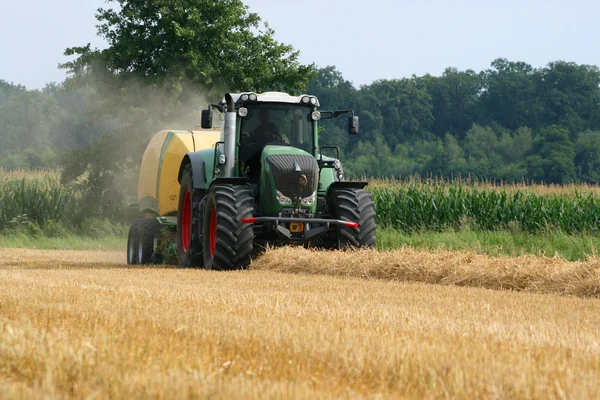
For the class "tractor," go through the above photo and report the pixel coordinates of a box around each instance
[127,92,376,269]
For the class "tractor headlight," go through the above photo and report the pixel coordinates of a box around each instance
[311,111,321,121]
[241,94,249,102]
[218,154,227,165]
[301,96,310,104]
[301,191,316,206]
[276,190,293,205]
[249,93,257,101]
[333,159,341,170]
[238,107,248,117]
[309,97,317,105]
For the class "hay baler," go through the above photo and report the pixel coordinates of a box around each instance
[127,92,376,269]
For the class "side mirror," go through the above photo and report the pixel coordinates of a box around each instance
[201,107,213,129]
[348,115,359,135]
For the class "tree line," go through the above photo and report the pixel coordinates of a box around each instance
[309,61,600,183]
[4,58,600,185]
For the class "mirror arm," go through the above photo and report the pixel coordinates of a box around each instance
[211,104,224,113]
[319,109,354,120]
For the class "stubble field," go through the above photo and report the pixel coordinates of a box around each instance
[1,247,599,399]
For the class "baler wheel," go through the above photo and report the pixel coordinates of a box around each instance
[136,219,161,264]
[127,221,142,264]
[202,184,254,270]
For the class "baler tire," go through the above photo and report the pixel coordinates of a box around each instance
[202,184,254,270]
[127,221,142,264]
[136,219,161,265]
[330,188,376,249]
[177,164,204,267]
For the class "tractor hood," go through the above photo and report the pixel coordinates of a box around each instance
[260,145,312,158]
[260,145,319,214]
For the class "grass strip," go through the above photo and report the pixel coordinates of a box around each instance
[0,233,126,251]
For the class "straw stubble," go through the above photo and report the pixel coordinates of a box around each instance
[0,247,599,399]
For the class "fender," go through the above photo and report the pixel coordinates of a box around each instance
[210,177,249,187]
[326,181,368,193]
[178,152,207,190]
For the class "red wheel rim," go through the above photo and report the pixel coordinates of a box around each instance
[209,207,217,258]
[181,190,191,252]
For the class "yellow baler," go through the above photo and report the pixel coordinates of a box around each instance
[137,128,221,217]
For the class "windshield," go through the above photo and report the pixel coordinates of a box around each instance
[240,103,314,153]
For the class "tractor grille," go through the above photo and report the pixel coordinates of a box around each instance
[266,154,319,200]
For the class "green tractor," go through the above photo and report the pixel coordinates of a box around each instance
[127,91,375,269]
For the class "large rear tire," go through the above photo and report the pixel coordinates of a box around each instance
[177,164,204,267]
[136,219,161,264]
[202,184,254,270]
[330,188,376,249]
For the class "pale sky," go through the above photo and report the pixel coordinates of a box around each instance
[1,0,599,89]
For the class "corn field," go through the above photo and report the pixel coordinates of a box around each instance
[0,170,79,232]
[370,180,600,233]
[3,170,600,235]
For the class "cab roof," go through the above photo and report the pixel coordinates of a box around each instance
[221,92,320,107]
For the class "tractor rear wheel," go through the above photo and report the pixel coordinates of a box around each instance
[330,188,376,249]
[136,219,161,264]
[202,184,254,270]
[177,164,204,267]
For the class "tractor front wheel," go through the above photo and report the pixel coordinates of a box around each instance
[202,184,254,270]
[330,188,376,249]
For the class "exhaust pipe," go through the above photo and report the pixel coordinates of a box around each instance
[223,93,236,177]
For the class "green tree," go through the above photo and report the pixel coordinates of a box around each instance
[493,126,532,181]
[539,61,600,134]
[463,124,507,178]
[442,133,468,176]
[0,84,62,169]
[422,134,469,178]
[420,68,484,139]
[406,139,442,176]
[464,124,499,160]
[347,136,393,177]
[0,79,26,101]
[574,130,600,183]
[56,0,315,219]
[307,66,356,109]
[526,125,575,183]
[61,0,314,95]
[481,59,544,130]
[359,78,433,148]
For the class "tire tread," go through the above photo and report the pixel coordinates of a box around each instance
[331,188,376,249]
[203,184,254,270]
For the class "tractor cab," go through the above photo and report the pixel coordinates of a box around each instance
[238,102,316,181]
[201,92,321,182]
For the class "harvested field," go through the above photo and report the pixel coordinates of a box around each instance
[1,247,599,399]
